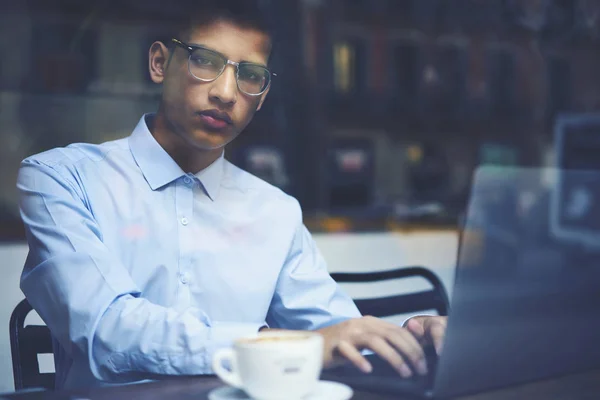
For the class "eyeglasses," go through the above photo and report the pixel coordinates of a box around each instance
[171,38,276,96]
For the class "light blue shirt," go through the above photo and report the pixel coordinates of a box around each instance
[17,114,361,390]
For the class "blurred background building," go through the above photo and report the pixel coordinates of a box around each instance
[2,0,600,239]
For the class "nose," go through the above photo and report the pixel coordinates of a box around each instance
[209,64,238,106]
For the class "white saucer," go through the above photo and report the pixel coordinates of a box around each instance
[208,380,353,400]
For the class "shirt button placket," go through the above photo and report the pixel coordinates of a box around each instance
[176,176,194,307]
[180,272,189,284]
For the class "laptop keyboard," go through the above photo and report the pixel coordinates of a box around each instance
[329,344,438,376]
[321,346,438,398]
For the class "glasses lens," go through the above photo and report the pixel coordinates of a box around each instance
[189,48,226,80]
[238,64,270,95]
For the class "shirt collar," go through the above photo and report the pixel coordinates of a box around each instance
[129,114,224,200]
[195,152,224,201]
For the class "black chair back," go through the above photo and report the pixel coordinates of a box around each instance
[330,266,449,317]
[9,299,55,390]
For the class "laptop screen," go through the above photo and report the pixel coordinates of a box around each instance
[435,166,600,398]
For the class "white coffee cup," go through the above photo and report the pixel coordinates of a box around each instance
[212,331,324,400]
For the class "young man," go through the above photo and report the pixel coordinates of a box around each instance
[17,0,446,390]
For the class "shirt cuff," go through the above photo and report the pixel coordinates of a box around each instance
[402,314,433,327]
[203,321,265,373]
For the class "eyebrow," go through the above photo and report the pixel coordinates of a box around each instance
[187,42,269,68]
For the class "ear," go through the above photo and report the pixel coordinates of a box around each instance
[149,41,171,84]
[256,85,271,111]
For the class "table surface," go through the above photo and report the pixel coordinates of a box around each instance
[2,369,600,400]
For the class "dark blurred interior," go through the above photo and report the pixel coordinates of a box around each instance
[3,0,600,239]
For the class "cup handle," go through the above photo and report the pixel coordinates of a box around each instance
[212,348,243,388]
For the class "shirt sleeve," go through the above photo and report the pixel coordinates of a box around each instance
[17,159,263,383]
[265,209,362,331]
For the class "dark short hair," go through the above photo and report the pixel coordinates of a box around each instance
[165,0,273,43]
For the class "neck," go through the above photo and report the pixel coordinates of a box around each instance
[149,111,223,173]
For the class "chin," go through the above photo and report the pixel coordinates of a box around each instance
[186,131,237,151]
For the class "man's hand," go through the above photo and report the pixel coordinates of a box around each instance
[317,316,431,378]
[404,316,447,355]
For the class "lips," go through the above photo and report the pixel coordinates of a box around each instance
[197,109,233,130]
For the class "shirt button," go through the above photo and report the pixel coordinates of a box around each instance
[180,273,189,284]
[183,176,193,185]
[181,217,189,226]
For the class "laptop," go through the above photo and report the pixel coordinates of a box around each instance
[322,166,600,399]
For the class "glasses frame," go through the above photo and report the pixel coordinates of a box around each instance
[171,38,276,96]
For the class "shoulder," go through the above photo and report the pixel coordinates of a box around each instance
[21,138,129,176]
[19,138,130,197]
[222,160,302,220]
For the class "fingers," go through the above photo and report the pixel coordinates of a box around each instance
[360,316,428,375]
[323,316,436,379]
[366,336,415,378]
[337,340,372,373]
[385,327,427,375]
[405,317,425,339]
[368,317,426,369]
[406,316,448,355]
[425,318,447,355]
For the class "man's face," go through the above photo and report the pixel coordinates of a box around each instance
[152,20,271,150]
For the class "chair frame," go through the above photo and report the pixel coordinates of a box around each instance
[330,266,450,317]
[9,298,55,391]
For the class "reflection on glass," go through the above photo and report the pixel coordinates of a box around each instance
[479,143,519,166]
[406,145,424,164]
[333,42,354,94]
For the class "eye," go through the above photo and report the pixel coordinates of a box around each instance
[192,56,214,66]
[189,49,222,69]
[240,67,266,82]
[246,72,260,82]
